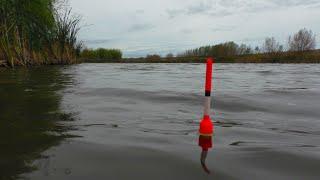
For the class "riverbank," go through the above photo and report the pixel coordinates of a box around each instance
[81,50,320,63]
[0,1,82,68]
[1,49,320,68]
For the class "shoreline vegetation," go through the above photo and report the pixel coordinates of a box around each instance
[0,0,82,67]
[81,49,320,64]
[80,28,319,64]
[0,0,319,67]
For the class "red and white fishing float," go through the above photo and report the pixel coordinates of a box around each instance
[199,57,214,150]
[198,57,215,173]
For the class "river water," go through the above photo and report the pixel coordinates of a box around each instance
[1,63,320,180]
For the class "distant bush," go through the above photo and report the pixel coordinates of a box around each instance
[146,54,161,61]
[81,48,122,61]
[166,53,174,58]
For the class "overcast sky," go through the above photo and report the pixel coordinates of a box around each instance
[69,0,320,57]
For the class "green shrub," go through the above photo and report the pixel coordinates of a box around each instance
[80,48,122,61]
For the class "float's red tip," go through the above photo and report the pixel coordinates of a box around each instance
[199,115,214,135]
[205,58,214,92]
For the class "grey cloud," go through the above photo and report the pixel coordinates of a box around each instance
[186,1,212,15]
[270,0,319,7]
[135,9,145,14]
[180,28,193,34]
[166,0,320,18]
[211,26,236,32]
[208,11,233,18]
[218,0,320,14]
[128,23,155,32]
[166,0,212,18]
[84,39,114,44]
[307,3,320,9]
[241,37,265,43]
[215,0,319,9]
[166,9,185,19]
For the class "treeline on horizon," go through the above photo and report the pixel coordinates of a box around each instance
[175,28,319,63]
[122,28,320,63]
[0,0,82,67]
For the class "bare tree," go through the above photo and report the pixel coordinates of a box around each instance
[166,53,174,58]
[237,44,252,55]
[288,28,316,51]
[254,46,260,54]
[263,37,283,53]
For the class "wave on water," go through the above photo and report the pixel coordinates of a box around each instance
[117,65,158,71]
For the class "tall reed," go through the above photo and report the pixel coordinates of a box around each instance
[0,0,82,67]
